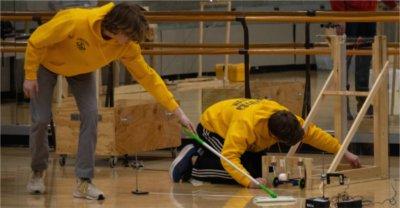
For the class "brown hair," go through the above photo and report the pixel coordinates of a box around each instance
[268,110,304,146]
[101,2,149,42]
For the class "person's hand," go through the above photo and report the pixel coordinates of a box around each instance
[173,107,194,132]
[23,79,39,98]
[249,177,267,189]
[344,150,361,168]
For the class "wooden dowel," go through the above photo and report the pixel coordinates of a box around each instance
[2,11,398,21]
[287,69,335,156]
[245,16,400,23]
[3,41,397,48]
[2,46,399,55]
[323,91,370,96]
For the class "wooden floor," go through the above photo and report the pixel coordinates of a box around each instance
[2,68,399,207]
[1,148,399,208]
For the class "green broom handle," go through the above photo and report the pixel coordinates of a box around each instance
[182,127,277,198]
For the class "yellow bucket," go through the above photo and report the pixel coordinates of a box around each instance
[214,63,245,82]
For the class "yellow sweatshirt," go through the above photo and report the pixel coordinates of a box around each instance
[200,98,341,187]
[24,3,178,111]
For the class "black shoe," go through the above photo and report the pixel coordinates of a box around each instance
[169,144,197,182]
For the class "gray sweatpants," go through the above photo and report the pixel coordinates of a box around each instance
[30,66,98,179]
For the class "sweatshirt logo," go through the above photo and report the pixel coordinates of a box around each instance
[76,38,89,51]
[232,99,261,110]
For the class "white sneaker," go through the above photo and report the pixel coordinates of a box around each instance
[73,179,105,200]
[27,171,45,194]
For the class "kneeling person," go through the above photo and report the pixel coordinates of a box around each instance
[170,98,360,188]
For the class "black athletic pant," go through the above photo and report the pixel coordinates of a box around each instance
[191,124,266,185]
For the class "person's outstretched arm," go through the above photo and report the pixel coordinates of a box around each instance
[120,43,193,130]
[299,117,361,168]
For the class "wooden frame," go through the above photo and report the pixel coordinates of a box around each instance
[287,35,390,185]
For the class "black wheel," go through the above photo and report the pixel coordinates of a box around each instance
[123,154,130,167]
[299,178,306,189]
[59,155,66,166]
[109,156,118,168]
[273,177,280,187]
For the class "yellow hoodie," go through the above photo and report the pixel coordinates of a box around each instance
[200,98,341,187]
[24,3,178,111]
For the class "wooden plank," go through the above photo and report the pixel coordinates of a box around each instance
[323,90,370,96]
[115,101,181,154]
[95,70,101,107]
[113,61,120,87]
[391,23,399,115]
[54,108,117,156]
[332,35,347,143]
[201,81,304,115]
[373,36,389,178]
[202,88,241,111]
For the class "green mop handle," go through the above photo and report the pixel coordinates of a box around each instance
[182,127,277,198]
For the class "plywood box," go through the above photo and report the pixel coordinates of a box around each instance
[54,98,181,157]
[202,81,305,115]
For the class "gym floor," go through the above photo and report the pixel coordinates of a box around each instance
[2,70,399,207]
[1,148,399,207]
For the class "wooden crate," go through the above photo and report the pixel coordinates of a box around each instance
[114,99,181,154]
[54,98,181,157]
[202,80,305,115]
[54,107,117,156]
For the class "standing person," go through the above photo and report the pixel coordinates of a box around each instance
[330,0,398,115]
[24,2,193,200]
[170,99,361,188]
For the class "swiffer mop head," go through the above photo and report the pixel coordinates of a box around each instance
[253,196,296,203]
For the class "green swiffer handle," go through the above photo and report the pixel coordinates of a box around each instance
[260,184,277,198]
[182,127,205,145]
[182,127,278,198]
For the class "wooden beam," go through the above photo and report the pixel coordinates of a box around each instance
[2,45,399,55]
[332,35,347,143]
[2,11,399,18]
[391,23,399,115]
[373,36,389,178]
[323,91,370,96]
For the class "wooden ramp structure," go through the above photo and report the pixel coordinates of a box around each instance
[285,35,390,187]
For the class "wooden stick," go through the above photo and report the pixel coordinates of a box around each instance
[287,69,335,156]
[327,61,389,173]
[2,46,398,55]
[3,12,399,22]
[198,3,204,77]
[2,11,398,18]
[390,23,399,115]
[4,40,398,48]
[323,91,370,96]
